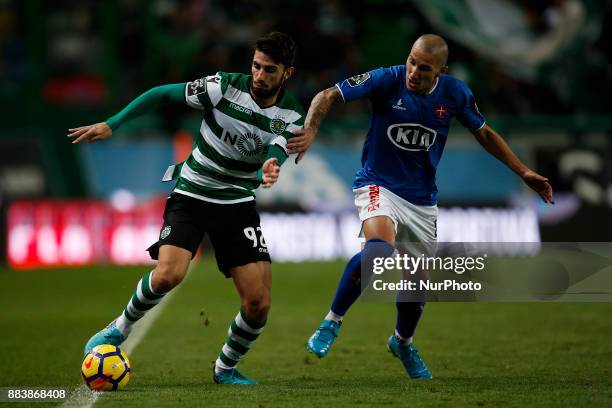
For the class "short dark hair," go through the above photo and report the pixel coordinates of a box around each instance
[255,32,296,67]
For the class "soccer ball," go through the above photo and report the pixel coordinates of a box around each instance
[81,345,131,391]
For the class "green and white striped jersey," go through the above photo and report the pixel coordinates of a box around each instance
[167,71,305,204]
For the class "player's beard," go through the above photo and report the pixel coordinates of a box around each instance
[251,80,283,99]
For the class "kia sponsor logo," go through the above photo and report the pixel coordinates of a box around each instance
[387,123,437,151]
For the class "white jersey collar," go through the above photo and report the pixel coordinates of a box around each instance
[427,76,439,95]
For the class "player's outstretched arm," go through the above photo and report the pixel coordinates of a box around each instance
[67,83,185,144]
[472,124,554,204]
[287,86,342,163]
[67,122,113,144]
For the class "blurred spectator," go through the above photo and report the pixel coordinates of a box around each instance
[592,0,612,110]
[116,0,147,101]
[42,1,107,105]
[0,0,26,92]
[1,0,610,134]
[152,0,206,83]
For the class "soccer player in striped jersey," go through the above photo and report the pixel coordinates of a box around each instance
[68,32,305,385]
[289,34,554,379]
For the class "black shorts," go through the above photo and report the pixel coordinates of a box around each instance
[147,193,271,277]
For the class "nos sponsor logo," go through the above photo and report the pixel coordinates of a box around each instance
[236,133,263,157]
[387,123,437,151]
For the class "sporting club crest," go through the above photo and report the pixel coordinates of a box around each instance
[160,226,172,240]
[269,118,287,135]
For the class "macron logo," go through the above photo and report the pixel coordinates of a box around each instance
[392,99,406,111]
[229,102,252,116]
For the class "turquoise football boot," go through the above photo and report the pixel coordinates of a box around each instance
[306,320,341,358]
[83,320,127,356]
[387,335,433,379]
[213,367,257,385]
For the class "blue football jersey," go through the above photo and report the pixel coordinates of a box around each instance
[336,65,486,206]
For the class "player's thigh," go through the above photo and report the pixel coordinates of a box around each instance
[363,216,396,243]
[153,245,193,286]
[208,201,271,278]
[354,185,398,243]
[147,193,206,260]
[398,205,437,242]
[147,193,206,288]
[391,195,438,256]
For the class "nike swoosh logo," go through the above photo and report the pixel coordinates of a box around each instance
[85,356,93,369]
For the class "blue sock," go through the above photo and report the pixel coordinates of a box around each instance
[395,300,425,340]
[330,238,395,317]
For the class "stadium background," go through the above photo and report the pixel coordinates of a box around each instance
[1,1,611,406]
[2,0,612,267]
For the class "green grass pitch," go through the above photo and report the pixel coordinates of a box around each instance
[1,259,611,407]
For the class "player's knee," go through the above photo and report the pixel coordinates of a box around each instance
[152,262,186,292]
[242,293,270,320]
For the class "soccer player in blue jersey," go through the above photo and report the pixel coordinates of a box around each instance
[288,34,554,379]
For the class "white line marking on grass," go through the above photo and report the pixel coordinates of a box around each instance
[61,276,179,408]
[61,385,99,408]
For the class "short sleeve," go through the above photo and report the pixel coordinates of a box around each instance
[455,83,486,131]
[184,73,225,111]
[335,67,397,103]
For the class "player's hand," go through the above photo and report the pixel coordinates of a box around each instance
[67,122,113,144]
[287,128,316,164]
[522,170,554,204]
[261,158,280,188]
